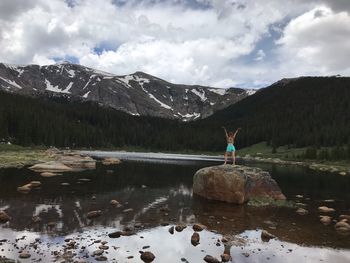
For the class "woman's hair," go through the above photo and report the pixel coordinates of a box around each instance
[228,131,234,137]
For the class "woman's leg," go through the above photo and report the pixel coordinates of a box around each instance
[224,152,227,165]
[232,151,236,165]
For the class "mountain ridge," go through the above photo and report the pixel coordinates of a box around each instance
[0,62,255,121]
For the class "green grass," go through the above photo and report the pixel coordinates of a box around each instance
[237,142,307,160]
[0,144,53,169]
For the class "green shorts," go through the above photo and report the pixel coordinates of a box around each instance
[226,144,236,152]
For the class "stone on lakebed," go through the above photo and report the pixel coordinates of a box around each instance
[193,165,286,204]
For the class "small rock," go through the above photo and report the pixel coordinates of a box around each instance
[175,224,186,232]
[102,158,121,166]
[29,181,41,187]
[295,195,303,198]
[93,249,104,256]
[193,223,206,232]
[0,211,11,223]
[339,172,347,176]
[61,182,70,186]
[40,172,57,177]
[19,251,31,259]
[339,215,350,221]
[110,200,120,206]
[203,255,220,263]
[168,226,174,234]
[318,206,335,213]
[95,256,107,261]
[296,208,308,215]
[123,208,134,213]
[108,231,122,238]
[17,185,31,194]
[87,210,102,219]
[191,232,200,246]
[221,253,231,262]
[261,230,275,242]
[320,216,332,225]
[335,221,350,233]
[140,251,155,262]
[99,245,109,250]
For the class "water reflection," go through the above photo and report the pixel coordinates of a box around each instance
[0,160,350,262]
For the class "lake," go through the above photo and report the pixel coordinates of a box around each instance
[0,152,349,262]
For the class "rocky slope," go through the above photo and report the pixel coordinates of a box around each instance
[0,62,254,121]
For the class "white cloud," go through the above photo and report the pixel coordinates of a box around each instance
[0,0,349,88]
[276,6,350,76]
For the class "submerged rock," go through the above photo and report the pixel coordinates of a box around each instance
[335,221,350,233]
[102,158,121,166]
[193,165,286,204]
[318,206,335,213]
[0,211,10,223]
[320,216,332,225]
[296,208,308,215]
[29,161,73,173]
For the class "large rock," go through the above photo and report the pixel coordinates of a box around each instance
[193,165,286,204]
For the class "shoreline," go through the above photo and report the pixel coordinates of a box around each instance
[0,147,349,175]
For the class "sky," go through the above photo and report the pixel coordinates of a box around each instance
[0,0,349,88]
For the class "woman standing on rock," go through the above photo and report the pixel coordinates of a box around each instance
[222,127,241,165]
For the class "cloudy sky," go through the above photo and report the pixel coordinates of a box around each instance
[0,0,349,88]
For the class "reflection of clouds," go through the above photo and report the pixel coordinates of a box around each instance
[169,184,192,197]
[33,204,63,218]
[230,230,350,263]
[1,226,349,262]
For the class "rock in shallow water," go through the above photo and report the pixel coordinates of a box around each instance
[193,165,285,204]
[140,251,155,262]
[0,211,10,223]
[203,255,220,263]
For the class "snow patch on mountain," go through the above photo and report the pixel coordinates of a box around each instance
[0,76,22,89]
[63,82,74,93]
[83,91,91,98]
[177,112,201,120]
[45,79,70,94]
[66,69,76,78]
[148,94,172,110]
[209,88,226,95]
[191,89,207,102]
[246,89,257,96]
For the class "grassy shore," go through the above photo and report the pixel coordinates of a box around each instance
[237,142,350,174]
[0,144,54,169]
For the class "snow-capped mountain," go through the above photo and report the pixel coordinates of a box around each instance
[0,62,253,120]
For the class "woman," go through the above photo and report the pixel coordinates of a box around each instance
[222,127,241,165]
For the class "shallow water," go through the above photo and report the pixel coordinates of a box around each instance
[0,157,350,262]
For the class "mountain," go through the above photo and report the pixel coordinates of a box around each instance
[200,76,350,149]
[0,76,349,158]
[0,62,254,121]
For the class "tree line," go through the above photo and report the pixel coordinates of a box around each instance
[1,76,350,160]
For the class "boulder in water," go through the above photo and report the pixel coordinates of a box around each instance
[193,165,285,204]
